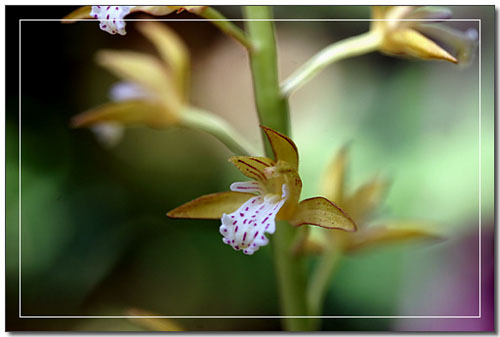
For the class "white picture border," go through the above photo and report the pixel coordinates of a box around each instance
[18,17,482,320]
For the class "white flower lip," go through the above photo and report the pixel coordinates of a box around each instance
[220,182,288,255]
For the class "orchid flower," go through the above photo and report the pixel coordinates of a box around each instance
[371,6,478,64]
[63,5,206,35]
[71,21,187,133]
[303,146,439,254]
[168,126,357,255]
[281,6,478,96]
[70,21,256,155]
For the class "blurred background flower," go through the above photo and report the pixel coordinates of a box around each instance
[371,6,478,64]
[7,5,493,331]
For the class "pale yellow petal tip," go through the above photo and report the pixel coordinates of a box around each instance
[426,45,458,64]
[166,210,181,218]
[441,51,458,64]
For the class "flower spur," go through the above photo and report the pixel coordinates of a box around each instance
[168,126,357,255]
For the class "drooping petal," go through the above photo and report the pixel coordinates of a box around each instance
[261,126,299,170]
[343,222,441,252]
[290,197,356,232]
[220,193,286,255]
[95,50,178,102]
[228,156,275,182]
[71,100,176,129]
[381,28,458,63]
[62,6,93,21]
[320,145,349,204]
[136,22,190,99]
[230,181,264,194]
[89,6,133,35]
[167,191,255,219]
[342,176,389,224]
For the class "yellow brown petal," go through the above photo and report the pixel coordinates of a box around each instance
[290,197,356,232]
[167,191,255,219]
[228,156,275,182]
[261,126,299,170]
[136,21,190,100]
[71,100,177,129]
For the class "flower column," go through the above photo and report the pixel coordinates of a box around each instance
[244,6,309,331]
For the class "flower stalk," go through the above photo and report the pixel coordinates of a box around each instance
[244,5,308,331]
[200,7,254,50]
[306,241,343,330]
[281,31,382,96]
[180,107,259,156]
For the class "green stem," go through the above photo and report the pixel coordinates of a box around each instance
[180,107,259,156]
[201,7,254,50]
[307,244,343,330]
[244,6,290,154]
[281,31,382,97]
[244,6,309,331]
[273,221,310,331]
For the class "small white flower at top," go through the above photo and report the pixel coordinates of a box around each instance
[220,182,288,255]
[62,6,207,36]
[90,6,133,35]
